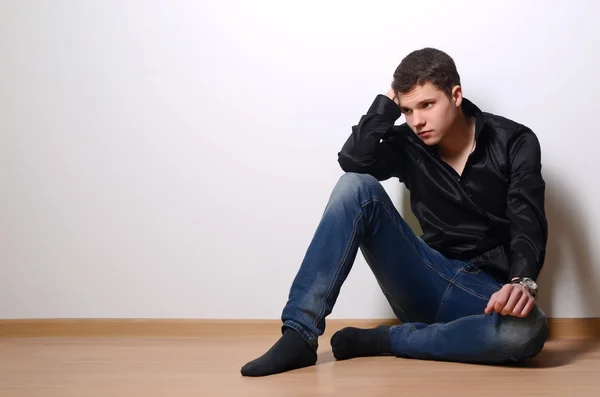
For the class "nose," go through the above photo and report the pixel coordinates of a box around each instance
[412,111,425,129]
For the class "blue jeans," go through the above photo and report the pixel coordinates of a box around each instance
[281,172,548,364]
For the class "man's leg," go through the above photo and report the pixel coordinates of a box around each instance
[385,266,549,364]
[241,172,458,376]
[332,255,549,364]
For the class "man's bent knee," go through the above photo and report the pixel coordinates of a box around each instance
[327,172,386,210]
[334,172,382,197]
[497,306,549,362]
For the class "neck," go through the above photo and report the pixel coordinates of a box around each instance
[437,110,475,159]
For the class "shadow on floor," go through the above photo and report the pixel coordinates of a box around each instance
[512,340,598,369]
[316,340,598,369]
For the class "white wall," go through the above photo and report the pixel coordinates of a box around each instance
[1,0,599,319]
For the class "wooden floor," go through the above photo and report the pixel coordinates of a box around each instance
[1,332,600,396]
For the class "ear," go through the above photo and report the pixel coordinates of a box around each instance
[451,85,463,107]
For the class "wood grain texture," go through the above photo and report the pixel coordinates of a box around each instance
[1,318,599,339]
[0,334,599,396]
[0,319,400,337]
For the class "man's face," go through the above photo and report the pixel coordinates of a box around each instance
[398,82,462,146]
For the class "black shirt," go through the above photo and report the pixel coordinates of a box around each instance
[337,94,547,283]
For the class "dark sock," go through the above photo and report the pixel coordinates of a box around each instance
[331,325,392,360]
[240,328,317,377]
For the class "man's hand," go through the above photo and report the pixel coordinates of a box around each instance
[485,282,535,318]
[385,88,400,106]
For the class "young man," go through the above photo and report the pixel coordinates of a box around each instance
[241,48,549,377]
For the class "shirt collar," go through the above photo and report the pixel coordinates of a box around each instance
[461,97,486,140]
[419,97,486,157]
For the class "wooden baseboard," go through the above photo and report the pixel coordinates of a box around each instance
[547,318,600,339]
[0,319,400,338]
[0,318,598,339]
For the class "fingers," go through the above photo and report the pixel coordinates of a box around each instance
[493,285,512,314]
[512,292,530,317]
[485,293,496,314]
[501,287,523,316]
[521,296,536,317]
[485,284,536,318]
[385,88,400,105]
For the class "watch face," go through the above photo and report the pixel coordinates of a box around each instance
[524,279,538,291]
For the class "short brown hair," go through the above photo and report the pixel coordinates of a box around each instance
[392,48,461,97]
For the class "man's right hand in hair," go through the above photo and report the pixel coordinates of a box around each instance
[385,88,400,106]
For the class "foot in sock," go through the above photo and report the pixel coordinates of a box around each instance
[240,328,317,377]
[331,325,392,360]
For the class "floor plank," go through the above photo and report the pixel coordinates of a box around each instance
[1,334,599,396]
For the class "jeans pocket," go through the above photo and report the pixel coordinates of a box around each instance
[455,261,502,301]
[461,262,483,275]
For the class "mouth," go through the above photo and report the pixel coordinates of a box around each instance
[418,130,432,137]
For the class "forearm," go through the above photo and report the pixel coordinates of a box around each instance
[506,128,548,282]
[337,93,402,179]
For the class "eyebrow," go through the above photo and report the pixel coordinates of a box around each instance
[400,98,436,111]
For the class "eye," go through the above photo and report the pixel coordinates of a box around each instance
[423,102,433,108]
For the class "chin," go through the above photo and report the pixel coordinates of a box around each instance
[421,136,441,146]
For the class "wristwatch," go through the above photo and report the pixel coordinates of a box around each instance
[510,277,538,298]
